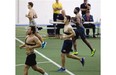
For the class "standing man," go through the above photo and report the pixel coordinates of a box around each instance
[57,16,85,72]
[26,2,47,48]
[52,0,62,35]
[72,7,96,56]
[19,26,48,75]
[80,0,91,16]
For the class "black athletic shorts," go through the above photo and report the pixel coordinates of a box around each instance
[25,53,37,66]
[61,40,73,54]
[74,26,86,39]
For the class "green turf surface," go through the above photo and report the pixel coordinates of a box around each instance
[16,26,100,75]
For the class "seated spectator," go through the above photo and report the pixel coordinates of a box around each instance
[82,10,96,38]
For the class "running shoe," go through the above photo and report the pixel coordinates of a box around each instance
[57,68,65,72]
[80,57,85,66]
[91,49,96,57]
[72,51,78,55]
[42,42,47,48]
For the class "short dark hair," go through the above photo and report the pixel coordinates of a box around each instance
[28,2,33,7]
[74,7,80,14]
[75,7,80,12]
[29,26,36,34]
[66,15,71,22]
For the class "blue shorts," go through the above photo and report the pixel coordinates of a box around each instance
[61,40,73,54]
[74,26,86,39]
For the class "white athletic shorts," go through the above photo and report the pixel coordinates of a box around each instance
[29,19,38,32]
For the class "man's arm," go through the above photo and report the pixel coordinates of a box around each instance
[19,44,26,49]
[19,36,28,49]
[33,10,38,18]
[26,11,33,20]
[53,7,62,11]
[69,28,75,37]
[81,8,87,11]
[76,14,81,25]
[80,4,91,11]
[82,15,87,21]
[90,15,94,22]
[30,37,41,49]
[60,27,75,40]
[52,4,57,11]
[80,4,87,11]
[52,3,62,11]
[86,4,91,10]
[33,13,38,18]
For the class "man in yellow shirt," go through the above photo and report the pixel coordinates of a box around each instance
[52,0,62,21]
[51,0,62,35]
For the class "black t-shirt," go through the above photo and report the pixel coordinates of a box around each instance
[80,3,91,15]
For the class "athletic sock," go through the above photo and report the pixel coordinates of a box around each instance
[43,72,48,75]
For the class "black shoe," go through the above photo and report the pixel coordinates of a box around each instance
[37,27,43,30]
[57,68,65,72]
[80,58,85,66]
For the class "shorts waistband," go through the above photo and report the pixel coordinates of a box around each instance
[27,52,35,56]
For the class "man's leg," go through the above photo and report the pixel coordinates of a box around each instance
[24,65,30,75]
[86,29,90,36]
[61,53,66,68]
[35,32,47,48]
[92,24,96,38]
[31,65,48,75]
[79,27,96,57]
[72,38,78,55]
[66,54,85,66]
[83,24,90,37]
[53,13,58,35]
[57,53,66,72]
[66,53,81,60]
[81,38,96,57]
[82,38,93,51]
[56,25,60,38]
